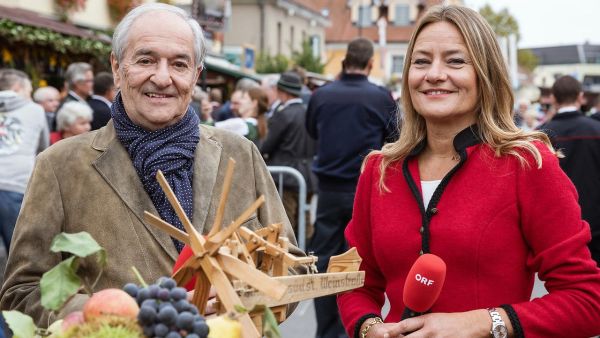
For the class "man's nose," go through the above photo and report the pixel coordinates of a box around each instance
[151,60,173,87]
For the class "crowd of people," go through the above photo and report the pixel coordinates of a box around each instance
[0,2,599,338]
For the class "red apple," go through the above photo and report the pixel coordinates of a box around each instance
[61,311,84,331]
[83,288,139,321]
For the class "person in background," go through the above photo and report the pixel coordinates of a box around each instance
[306,37,397,338]
[0,3,300,326]
[261,74,280,119]
[50,101,93,144]
[213,78,259,121]
[538,75,600,266]
[338,6,600,338]
[33,86,61,132]
[209,87,223,112]
[291,65,312,105]
[261,72,317,240]
[88,72,115,130]
[0,69,49,251]
[62,62,94,106]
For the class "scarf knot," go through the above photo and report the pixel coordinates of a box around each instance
[112,92,200,252]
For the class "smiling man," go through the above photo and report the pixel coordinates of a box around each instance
[0,3,300,326]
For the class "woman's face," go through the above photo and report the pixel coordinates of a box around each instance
[408,21,478,126]
[238,92,257,118]
[64,117,91,137]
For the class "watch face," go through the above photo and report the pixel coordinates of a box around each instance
[492,325,508,338]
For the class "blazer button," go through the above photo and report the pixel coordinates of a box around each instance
[431,207,438,214]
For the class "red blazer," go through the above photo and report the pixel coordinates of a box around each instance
[338,130,600,338]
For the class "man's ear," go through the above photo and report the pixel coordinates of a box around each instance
[194,66,203,84]
[577,92,585,105]
[110,53,121,89]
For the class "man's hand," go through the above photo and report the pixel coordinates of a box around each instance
[187,287,218,315]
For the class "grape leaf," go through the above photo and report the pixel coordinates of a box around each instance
[2,310,36,338]
[40,256,81,311]
[50,232,106,267]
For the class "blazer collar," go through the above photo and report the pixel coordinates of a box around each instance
[407,124,482,158]
[91,122,223,261]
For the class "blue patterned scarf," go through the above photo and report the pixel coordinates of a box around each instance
[111,92,200,252]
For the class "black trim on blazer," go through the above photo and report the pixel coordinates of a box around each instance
[501,304,524,338]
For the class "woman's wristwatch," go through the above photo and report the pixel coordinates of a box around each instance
[487,308,508,338]
[360,317,383,338]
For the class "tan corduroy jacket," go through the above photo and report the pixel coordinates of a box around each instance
[0,121,301,326]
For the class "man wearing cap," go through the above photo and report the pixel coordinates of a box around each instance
[260,71,316,236]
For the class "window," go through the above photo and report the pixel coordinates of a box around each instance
[392,55,405,74]
[394,4,410,26]
[358,5,371,27]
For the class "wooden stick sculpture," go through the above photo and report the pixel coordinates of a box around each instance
[143,158,365,338]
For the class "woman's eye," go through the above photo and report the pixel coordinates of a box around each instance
[448,58,466,65]
[412,58,430,65]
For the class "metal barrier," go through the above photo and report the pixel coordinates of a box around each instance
[267,166,310,251]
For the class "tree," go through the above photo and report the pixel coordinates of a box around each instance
[517,49,539,72]
[255,53,289,74]
[479,4,519,39]
[292,39,325,74]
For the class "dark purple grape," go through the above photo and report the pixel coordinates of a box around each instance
[165,332,181,338]
[157,306,177,326]
[173,299,190,312]
[136,287,151,304]
[157,288,171,301]
[170,287,187,301]
[160,277,177,290]
[138,305,157,325]
[187,334,200,338]
[192,320,209,337]
[148,284,160,298]
[193,314,205,322]
[141,298,159,310]
[188,305,199,315]
[123,283,139,298]
[154,323,169,337]
[142,324,155,337]
[159,302,174,310]
[176,311,194,331]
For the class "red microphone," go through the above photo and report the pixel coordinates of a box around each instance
[401,253,446,320]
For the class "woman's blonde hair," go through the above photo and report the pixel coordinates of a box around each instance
[370,5,554,190]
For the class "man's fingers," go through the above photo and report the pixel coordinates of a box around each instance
[389,317,425,336]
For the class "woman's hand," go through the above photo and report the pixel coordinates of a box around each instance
[186,287,218,314]
[383,310,494,338]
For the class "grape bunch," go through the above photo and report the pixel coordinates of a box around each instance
[123,277,210,338]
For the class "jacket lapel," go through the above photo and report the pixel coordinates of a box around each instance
[91,122,179,261]
[192,126,222,235]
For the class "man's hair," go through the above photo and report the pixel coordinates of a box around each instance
[343,38,374,70]
[65,62,92,88]
[112,3,206,68]
[0,68,29,91]
[33,86,60,102]
[93,72,114,96]
[235,78,259,92]
[56,101,93,131]
[552,75,582,105]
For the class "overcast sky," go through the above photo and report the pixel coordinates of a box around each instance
[464,0,600,48]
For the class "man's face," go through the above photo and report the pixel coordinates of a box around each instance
[111,11,200,131]
[229,91,243,117]
[73,70,94,98]
[40,92,60,113]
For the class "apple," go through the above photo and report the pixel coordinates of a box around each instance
[83,288,139,321]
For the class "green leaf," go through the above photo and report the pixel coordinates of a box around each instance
[50,232,106,263]
[2,310,36,338]
[262,306,282,338]
[40,256,81,311]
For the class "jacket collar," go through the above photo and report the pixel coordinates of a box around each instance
[91,121,223,261]
[407,124,482,158]
[551,110,583,121]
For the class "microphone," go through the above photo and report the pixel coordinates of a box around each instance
[401,253,446,320]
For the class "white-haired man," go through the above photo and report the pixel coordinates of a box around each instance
[33,86,61,131]
[0,3,300,326]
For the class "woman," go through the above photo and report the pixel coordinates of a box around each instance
[338,5,600,338]
[207,87,268,144]
[50,101,92,144]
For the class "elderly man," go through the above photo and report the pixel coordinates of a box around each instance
[62,62,94,105]
[0,3,299,326]
[33,86,61,131]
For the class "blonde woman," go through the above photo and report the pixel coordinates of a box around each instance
[338,5,600,338]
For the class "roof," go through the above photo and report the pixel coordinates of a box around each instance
[311,0,445,44]
[205,54,262,82]
[0,4,110,42]
[529,44,600,65]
